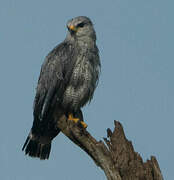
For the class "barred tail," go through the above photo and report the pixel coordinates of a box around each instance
[22,134,51,160]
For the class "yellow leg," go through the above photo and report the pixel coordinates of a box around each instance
[68,113,79,123]
[68,113,88,128]
[80,121,88,129]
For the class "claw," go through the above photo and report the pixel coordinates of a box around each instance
[80,121,88,129]
[68,113,79,123]
[68,113,88,128]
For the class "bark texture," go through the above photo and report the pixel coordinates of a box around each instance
[54,112,164,180]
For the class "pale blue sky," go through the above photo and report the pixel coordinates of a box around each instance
[0,0,173,179]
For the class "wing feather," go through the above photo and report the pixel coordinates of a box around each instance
[32,41,74,134]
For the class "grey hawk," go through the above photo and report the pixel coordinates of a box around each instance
[22,16,101,160]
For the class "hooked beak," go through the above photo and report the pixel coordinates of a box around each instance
[68,25,77,33]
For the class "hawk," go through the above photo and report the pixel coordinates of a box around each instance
[22,16,101,160]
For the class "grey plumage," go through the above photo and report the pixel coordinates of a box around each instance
[22,16,101,159]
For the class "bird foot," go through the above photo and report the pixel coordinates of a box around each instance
[68,113,87,128]
[68,113,79,123]
[80,121,88,129]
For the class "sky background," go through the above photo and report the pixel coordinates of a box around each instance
[0,0,173,179]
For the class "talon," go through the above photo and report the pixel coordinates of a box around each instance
[68,113,79,123]
[80,121,88,129]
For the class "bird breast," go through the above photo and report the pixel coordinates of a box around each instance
[62,53,95,111]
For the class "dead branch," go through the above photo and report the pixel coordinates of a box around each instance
[54,112,163,180]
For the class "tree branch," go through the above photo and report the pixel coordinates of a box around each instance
[54,112,164,180]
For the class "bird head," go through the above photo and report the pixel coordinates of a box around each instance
[66,16,96,40]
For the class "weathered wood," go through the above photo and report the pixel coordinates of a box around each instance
[54,111,163,180]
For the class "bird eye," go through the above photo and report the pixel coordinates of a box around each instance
[77,22,85,28]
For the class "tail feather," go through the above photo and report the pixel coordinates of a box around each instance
[22,134,51,160]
